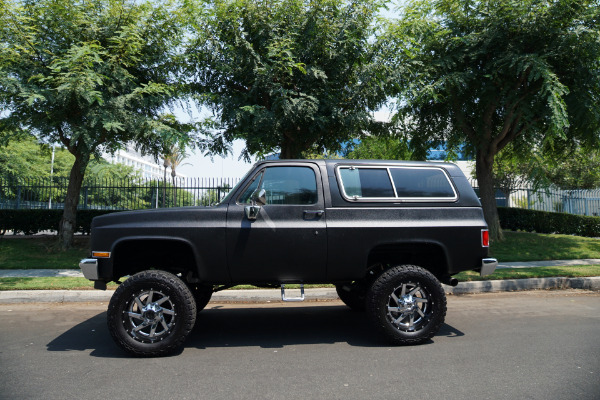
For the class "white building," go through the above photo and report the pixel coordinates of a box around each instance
[103,145,186,181]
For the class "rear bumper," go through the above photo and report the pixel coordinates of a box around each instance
[481,258,498,277]
[79,258,99,280]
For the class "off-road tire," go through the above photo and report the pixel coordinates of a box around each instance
[107,270,197,357]
[366,265,446,345]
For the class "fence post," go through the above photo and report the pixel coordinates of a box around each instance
[83,186,89,210]
[16,185,21,210]
[155,181,159,208]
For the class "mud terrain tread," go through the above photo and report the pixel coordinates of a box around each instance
[366,264,447,345]
[107,270,196,357]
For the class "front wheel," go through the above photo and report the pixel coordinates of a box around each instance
[366,265,447,345]
[107,270,197,357]
[336,281,367,311]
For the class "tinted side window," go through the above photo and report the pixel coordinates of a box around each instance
[390,168,455,198]
[339,168,395,198]
[260,166,318,205]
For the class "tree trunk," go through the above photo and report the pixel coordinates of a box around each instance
[475,151,504,242]
[58,152,90,250]
[280,132,310,159]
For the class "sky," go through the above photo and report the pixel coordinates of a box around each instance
[178,139,256,179]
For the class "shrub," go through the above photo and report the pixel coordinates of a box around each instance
[0,209,115,235]
[498,207,600,237]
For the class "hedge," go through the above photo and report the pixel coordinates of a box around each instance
[0,209,116,235]
[498,207,600,237]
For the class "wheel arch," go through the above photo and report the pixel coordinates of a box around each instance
[366,241,450,280]
[110,237,203,281]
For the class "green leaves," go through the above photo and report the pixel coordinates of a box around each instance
[190,0,389,158]
[385,0,600,239]
[0,0,194,247]
[0,0,192,157]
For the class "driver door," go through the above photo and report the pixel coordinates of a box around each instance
[226,163,327,282]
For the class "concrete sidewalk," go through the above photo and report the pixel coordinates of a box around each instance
[0,260,599,303]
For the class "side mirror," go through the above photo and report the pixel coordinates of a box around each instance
[251,188,267,206]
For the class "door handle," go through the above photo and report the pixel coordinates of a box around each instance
[245,205,261,220]
[303,210,324,217]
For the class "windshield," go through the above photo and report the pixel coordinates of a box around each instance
[216,168,254,205]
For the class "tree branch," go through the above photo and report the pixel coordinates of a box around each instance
[56,125,74,154]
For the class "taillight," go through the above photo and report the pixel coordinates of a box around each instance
[482,229,490,247]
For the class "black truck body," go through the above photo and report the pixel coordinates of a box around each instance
[80,159,497,356]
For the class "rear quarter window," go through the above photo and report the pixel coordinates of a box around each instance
[337,165,457,202]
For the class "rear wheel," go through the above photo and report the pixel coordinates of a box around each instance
[187,283,213,313]
[366,265,446,345]
[107,270,196,357]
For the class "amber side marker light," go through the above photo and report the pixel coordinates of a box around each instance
[482,230,490,247]
[92,251,111,258]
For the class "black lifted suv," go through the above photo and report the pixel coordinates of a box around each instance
[80,159,497,356]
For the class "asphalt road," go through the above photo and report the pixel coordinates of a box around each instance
[1,291,599,400]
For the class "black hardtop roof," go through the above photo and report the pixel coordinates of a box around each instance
[254,159,462,174]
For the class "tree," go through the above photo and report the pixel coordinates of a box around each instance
[495,143,600,191]
[0,136,70,182]
[0,135,139,183]
[0,0,193,248]
[541,148,600,190]
[485,145,537,208]
[386,0,600,240]
[344,135,417,160]
[162,144,190,206]
[187,0,391,160]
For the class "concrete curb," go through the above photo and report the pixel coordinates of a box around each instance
[444,276,600,294]
[0,277,598,304]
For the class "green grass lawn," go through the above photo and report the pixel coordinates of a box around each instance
[489,231,600,262]
[0,235,89,269]
[0,277,113,290]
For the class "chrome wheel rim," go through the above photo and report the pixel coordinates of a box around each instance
[124,290,176,343]
[386,282,431,332]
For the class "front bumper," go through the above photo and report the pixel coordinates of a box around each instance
[79,258,99,280]
[480,258,498,276]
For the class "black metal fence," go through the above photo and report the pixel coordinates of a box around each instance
[2,177,599,217]
[0,177,240,210]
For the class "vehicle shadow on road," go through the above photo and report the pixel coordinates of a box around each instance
[188,304,465,349]
[46,311,128,358]
[45,305,465,357]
